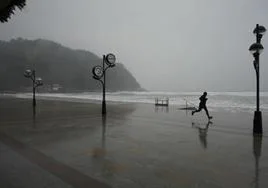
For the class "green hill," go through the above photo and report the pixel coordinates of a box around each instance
[0,38,143,92]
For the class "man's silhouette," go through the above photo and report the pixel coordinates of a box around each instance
[192,92,212,120]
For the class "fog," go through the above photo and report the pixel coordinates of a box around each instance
[0,0,268,92]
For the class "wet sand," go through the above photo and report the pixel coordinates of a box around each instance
[0,97,268,188]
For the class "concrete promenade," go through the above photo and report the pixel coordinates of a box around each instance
[0,98,268,188]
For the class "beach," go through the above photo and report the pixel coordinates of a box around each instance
[1,97,268,188]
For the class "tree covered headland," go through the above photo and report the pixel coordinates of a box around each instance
[0,38,143,92]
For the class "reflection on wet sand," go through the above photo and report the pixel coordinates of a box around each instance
[154,106,169,113]
[192,121,213,149]
[32,106,36,128]
[253,135,262,188]
[92,115,107,158]
[91,114,129,177]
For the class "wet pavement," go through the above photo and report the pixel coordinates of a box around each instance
[0,142,74,188]
[0,98,268,188]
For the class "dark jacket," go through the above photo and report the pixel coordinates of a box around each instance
[199,95,207,107]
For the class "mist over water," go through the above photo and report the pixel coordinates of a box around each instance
[1,0,268,92]
[4,91,268,113]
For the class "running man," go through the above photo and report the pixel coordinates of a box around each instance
[192,92,212,120]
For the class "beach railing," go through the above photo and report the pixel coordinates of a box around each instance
[155,98,169,106]
[178,98,197,110]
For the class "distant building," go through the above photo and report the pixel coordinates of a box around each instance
[51,84,62,92]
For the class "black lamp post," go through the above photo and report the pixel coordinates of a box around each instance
[253,135,262,188]
[249,24,266,134]
[24,69,43,107]
[92,53,116,115]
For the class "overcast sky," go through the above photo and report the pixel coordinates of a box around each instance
[0,0,268,91]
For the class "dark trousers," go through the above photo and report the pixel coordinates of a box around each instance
[193,105,210,118]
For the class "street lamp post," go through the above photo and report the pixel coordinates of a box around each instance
[249,24,266,134]
[92,53,116,115]
[24,69,43,107]
[253,135,262,188]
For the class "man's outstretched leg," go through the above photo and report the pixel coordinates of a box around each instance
[192,107,201,115]
[204,106,212,119]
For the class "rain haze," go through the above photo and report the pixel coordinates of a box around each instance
[0,0,268,92]
[2,1,268,188]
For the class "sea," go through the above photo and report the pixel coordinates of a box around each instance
[2,91,268,113]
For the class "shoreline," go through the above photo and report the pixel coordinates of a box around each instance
[2,92,268,114]
[0,96,267,136]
